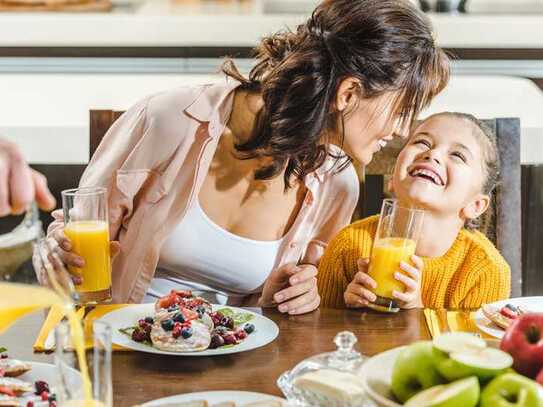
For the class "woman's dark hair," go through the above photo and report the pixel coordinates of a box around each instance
[224,0,450,188]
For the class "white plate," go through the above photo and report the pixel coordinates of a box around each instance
[97,304,279,356]
[142,390,286,406]
[359,347,404,407]
[474,296,543,339]
[11,361,82,404]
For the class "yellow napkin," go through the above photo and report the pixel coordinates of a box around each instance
[34,304,130,352]
[423,308,494,339]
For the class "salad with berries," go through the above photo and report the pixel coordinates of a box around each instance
[120,290,256,352]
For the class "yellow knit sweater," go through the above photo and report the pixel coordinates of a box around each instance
[318,215,511,310]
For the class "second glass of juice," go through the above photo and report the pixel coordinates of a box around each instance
[62,187,111,304]
[367,199,424,312]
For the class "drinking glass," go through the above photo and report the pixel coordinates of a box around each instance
[62,187,111,304]
[367,199,424,312]
[55,320,113,407]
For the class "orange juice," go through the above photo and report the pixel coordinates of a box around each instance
[64,221,111,300]
[368,237,416,299]
[0,283,92,400]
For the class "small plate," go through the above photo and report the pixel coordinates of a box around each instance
[141,390,286,406]
[474,297,543,338]
[97,303,279,356]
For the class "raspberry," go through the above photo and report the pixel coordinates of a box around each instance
[35,381,50,395]
[234,328,247,340]
[41,391,49,401]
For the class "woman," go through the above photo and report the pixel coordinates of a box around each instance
[42,0,449,314]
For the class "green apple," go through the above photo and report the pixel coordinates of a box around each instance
[404,377,480,407]
[433,332,487,356]
[391,341,444,403]
[480,372,543,407]
[436,347,512,381]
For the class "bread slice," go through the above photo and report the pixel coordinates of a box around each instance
[0,359,32,377]
[0,394,19,407]
[212,403,236,407]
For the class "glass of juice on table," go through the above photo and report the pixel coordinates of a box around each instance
[62,187,111,304]
[55,319,112,407]
[367,199,424,312]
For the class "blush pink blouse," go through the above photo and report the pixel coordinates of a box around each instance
[48,77,360,303]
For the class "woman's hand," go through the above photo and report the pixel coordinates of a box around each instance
[33,209,120,287]
[392,255,423,309]
[259,263,320,315]
[344,258,378,308]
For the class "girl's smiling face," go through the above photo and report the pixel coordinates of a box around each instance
[392,114,490,222]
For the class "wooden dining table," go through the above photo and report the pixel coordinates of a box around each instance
[1,307,431,406]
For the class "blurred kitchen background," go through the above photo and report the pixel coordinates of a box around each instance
[0,0,542,295]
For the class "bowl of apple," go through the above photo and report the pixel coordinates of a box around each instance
[360,331,543,407]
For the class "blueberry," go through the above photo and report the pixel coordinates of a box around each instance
[244,323,255,334]
[181,327,193,339]
[161,319,175,331]
[48,394,56,402]
[505,303,518,312]
[173,313,185,323]
[196,306,206,318]
[144,317,154,324]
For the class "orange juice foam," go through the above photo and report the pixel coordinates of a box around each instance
[64,221,111,294]
[367,237,416,299]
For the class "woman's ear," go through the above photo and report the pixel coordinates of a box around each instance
[335,77,362,112]
[461,193,491,223]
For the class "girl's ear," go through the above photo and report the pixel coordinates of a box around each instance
[461,193,491,223]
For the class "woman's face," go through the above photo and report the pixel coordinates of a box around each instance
[334,85,408,166]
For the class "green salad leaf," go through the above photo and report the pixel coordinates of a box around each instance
[216,308,254,326]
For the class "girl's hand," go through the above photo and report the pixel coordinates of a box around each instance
[344,258,378,308]
[392,255,424,309]
[259,263,320,315]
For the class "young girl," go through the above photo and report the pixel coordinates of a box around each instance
[317,112,511,310]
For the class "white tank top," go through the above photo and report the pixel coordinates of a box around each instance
[145,199,284,305]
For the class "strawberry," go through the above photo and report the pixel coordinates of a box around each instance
[0,386,15,397]
[500,306,518,320]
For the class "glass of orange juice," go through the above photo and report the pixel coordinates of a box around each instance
[55,319,112,407]
[367,199,424,312]
[62,187,111,304]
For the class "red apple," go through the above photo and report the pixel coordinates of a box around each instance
[501,313,543,378]
[537,367,543,385]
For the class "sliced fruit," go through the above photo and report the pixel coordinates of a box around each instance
[391,341,444,403]
[404,377,480,407]
[436,347,513,381]
[480,372,543,407]
[433,332,486,355]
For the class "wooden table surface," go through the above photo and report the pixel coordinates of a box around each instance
[0,308,430,406]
